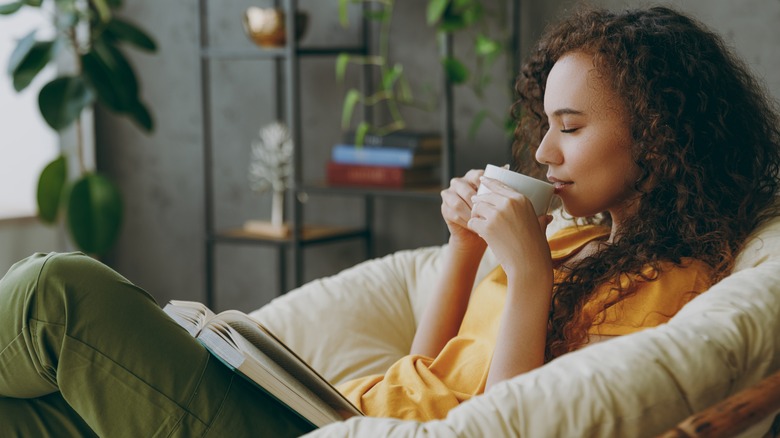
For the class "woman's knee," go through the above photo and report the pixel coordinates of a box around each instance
[0,252,156,329]
[33,252,157,322]
[0,253,55,322]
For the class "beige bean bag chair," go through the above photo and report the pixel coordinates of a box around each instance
[249,210,780,437]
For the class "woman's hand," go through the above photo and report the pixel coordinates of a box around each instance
[468,176,553,282]
[440,169,487,252]
[472,176,556,389]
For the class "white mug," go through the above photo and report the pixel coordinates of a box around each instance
[477,164,554,216]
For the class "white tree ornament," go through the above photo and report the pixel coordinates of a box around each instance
[246,121,293,235]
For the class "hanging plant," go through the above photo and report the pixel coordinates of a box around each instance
[427,0,514,139]
[2,0,157,256]
[336,0,514,144]
[336,0,436,145]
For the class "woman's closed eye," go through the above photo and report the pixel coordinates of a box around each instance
[560,127,580,133]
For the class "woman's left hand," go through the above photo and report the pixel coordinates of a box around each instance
[468,176,554,282]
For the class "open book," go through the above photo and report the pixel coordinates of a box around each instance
[163,300,363,428]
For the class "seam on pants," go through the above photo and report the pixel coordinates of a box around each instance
[29,253,59,385]
[198,374,235,438]
[0,331,24,358]
[165,353,214,434]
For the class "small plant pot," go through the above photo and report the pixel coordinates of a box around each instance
[242,7,309,48]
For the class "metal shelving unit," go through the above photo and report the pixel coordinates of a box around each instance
[198,0,521,308]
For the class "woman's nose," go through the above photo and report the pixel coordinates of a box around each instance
[535,131,561,165]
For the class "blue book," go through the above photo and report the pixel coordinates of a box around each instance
[331,144,440,168]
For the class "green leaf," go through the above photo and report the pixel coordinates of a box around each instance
[11,40,58,92]
[36,155,67,224]
[97,42,139,96]
[364,9,390,21]
[381,63,402,91]
[459,1,482,26]
[341,88,361,130]
[81,43,137,112]
[438,15,465,32]
[90,0,111,23]
[442,56,468,84]
[437,0,482,31]
[338,0,348,27]
[475,34,500,57]
[426,0,448,25]
[104,18,157,52]
[105,0,122,7]
[129,100,153,131]
[7,30,36,75]
[335,53,350,82]
[82,43,154,132]
[22,0,40,6]
[0,1,23,14]
[354,121,369,147]
[66,172,123,256]
[38,76,95,131]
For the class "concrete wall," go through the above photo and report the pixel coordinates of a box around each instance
[0,219,62,275]
[89,0,779,312]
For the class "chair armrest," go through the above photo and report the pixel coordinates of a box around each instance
[658,369,780,438]
[306,259,780,437]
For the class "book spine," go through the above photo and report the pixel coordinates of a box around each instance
[327,162,406,188]
[331,145,415,167]
[344,133,422,149]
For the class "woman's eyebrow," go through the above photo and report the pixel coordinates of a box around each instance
[550,108,585,117]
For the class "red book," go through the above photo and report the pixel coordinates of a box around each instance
[326,161,440,188]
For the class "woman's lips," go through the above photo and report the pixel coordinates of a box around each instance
[553,181,572,194]
[548,177,573,194]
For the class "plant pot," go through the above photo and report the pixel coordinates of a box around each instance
[242,7,309,48]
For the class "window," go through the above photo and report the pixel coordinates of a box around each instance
[0,8,58,219]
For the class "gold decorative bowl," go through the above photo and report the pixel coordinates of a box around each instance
[242,7,309,48]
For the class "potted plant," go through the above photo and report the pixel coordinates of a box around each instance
[336,0,511,144]
[1,0,157,256]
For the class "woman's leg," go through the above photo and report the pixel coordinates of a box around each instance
[0,252,314,437]
[0,392,98,436]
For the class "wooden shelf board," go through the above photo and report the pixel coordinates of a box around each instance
[298,182,443,199]
[216,224,366,244]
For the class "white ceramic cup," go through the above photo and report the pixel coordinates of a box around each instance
[477,164,554,216]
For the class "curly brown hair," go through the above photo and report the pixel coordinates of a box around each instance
[512,6,780,360]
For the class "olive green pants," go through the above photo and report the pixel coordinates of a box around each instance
[0,252,314,437]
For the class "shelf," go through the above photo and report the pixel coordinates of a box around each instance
[213,224,369,245]
[298,182,443,200]
[201,46,366,60]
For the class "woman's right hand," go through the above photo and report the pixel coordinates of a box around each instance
[440,169,487,252]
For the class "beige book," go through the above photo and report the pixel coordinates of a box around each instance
[163,300,363,428]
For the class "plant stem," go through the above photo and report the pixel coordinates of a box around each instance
[377,1,404,128]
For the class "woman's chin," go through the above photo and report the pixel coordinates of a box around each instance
[560,203,601,220]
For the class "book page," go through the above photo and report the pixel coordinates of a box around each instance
[163,301,362,425]
[199,320,341,427]
[163,300,216,337]
[214,311,362,417]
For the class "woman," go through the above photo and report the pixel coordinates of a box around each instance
[336,5,780,419]
[1,5,779,437]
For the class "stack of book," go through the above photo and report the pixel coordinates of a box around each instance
[326,131,442,189]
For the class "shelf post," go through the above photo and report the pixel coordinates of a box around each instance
[198,0,217,308]
[283,0,304,289]
[439,31,455,185]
